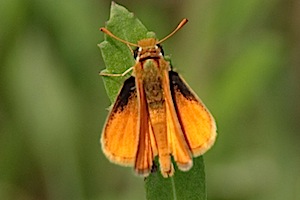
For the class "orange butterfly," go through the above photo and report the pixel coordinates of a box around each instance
[100,19,217,178]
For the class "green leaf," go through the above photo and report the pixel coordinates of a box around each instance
[98,2,150,102]
[145,157,206,200]
[99,2,207,200]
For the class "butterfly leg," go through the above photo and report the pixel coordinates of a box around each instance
[99,67,133,77]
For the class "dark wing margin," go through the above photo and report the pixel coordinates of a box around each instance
[113,76,136,110]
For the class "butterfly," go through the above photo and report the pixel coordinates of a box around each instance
[100,19,217,178]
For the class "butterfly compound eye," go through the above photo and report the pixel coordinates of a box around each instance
[133,48,138,59]
[156,44,164,56]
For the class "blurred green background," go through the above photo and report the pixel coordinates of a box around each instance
[1,0,299,199]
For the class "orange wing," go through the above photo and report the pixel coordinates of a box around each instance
[162,70,193,171]
[101,76,139,166]
[169,71,217,157]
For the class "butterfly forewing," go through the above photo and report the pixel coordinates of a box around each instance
[134,75,157,176]
[169,71,217,156]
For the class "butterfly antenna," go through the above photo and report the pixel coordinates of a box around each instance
[157,18,188,44]
[100,27,139,47]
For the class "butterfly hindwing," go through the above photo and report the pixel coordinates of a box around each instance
[101,76,139,166]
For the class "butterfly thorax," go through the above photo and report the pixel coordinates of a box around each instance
[143,65,164,106]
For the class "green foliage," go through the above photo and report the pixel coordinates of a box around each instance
[1,0,299,200]
[100,3,207,199]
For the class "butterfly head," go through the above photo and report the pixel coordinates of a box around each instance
[134,38,164,61]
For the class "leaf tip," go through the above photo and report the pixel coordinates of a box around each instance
[146,31,156,39]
